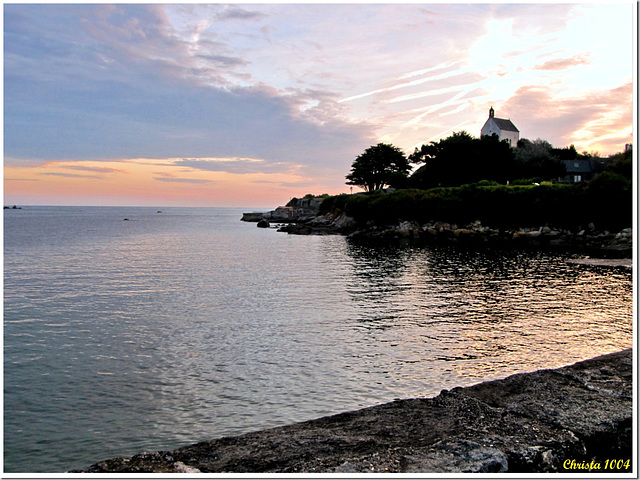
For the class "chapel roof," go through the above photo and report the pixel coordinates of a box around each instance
[492,117,519,132]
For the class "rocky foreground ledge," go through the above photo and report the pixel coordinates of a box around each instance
[73,349,633,474]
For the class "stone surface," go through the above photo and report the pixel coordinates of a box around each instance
[73,349,633,474]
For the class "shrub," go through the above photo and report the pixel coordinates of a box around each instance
[585,171,632,230]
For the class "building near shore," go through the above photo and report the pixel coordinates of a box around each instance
[481,107,520,146]
[560,159,594,183]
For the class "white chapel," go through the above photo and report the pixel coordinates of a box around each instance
[480,107,520,146]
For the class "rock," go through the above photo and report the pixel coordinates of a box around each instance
[174,461,201,473]
[241,212,266,222]
[402,440,508,473]
[257,219,270,228]
[396,221,415,238]
[72,451,201,474]
[453,228,474,238]
[331,213,356,231]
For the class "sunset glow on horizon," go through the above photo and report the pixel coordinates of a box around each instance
[4,3,636,207]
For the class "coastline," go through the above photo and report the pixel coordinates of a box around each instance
[241,202,633,258]
[73,349,633,474]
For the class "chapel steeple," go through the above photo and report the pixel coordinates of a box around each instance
[489,106,495,118]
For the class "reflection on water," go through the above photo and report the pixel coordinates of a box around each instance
[341,242,631,384]
[4,207,632,472]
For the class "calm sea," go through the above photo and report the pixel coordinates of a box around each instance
[3,206,633,473]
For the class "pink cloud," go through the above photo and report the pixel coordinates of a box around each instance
[61,165,129,175]
[534,54,590,71]
[502,82,632,153]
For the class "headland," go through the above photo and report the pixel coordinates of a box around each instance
[241,190,632,257]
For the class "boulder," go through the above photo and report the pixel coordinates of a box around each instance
[241,212,265,222]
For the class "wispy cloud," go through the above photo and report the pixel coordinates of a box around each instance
[48,164,129,175]
[534,54,590,71]
[154,177,213,184]
[173,157,275,175]
[339,63,475,104]
[41,172,100,179]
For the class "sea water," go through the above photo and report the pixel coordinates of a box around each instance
[4,206,633,472]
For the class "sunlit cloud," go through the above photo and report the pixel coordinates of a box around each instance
[45,164,129,175]
[503,82,632,153]
[534,54,591,71]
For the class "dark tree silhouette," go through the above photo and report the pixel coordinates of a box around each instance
[346,143,411,192]
[408,131,515,188]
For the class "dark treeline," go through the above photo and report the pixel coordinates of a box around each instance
[321,181,629,231]
[407,132,590,188]
[327,133,633,232]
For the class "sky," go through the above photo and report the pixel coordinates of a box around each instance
[3,3,636,207]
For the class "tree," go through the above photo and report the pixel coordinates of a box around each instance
[408,131,514,188]
[550,144,580,160]
[346,143,411,192]
[514,138,566,180]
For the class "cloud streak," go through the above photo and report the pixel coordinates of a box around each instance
[534,54,590,71]
[153,177,213,184]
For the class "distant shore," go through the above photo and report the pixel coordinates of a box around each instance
[74,349,632,474]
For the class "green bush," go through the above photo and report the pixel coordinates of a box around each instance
[585,171,632,230]
[319,175,630,231]
[321,183,594,229]
[511,178,543,185]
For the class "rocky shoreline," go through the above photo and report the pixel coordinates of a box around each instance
[243,206,633,257]
[73,349,632,474]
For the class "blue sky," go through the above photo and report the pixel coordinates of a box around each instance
[4,3,636,206]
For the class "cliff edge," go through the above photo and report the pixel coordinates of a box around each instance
[73,349,633,474]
